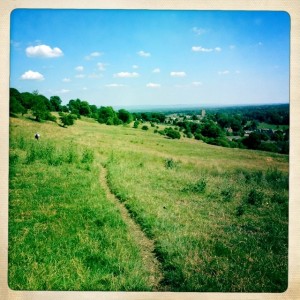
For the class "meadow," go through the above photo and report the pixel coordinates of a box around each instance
[9,115,289,292]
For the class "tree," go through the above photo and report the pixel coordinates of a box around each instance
[98,106,119,124]
[31,96,49,122]
[118,109,133,124]
[242,132,262,150]
[50,96,62,111]
[10,96,26,115]
[79,101,91,116]
[10,88,26,115]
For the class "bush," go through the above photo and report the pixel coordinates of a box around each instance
[142,125,149,131]
[245,189,263,206]
[133,121,139,128]
[183,179,207,193]
[165,158,178,169]
[164,127,180,139]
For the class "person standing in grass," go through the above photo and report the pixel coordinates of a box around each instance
[34,132,40,141]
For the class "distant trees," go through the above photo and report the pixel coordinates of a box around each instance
[50,96,62,112]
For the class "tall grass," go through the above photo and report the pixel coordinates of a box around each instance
[9,123,155,290]
[9,116,289,292]
[106,150,288,292]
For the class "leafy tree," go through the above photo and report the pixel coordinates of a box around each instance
[242,132,262,150]
[31,96,49,122]
[10,96,26,115]
[165,127,180,139]
[200,121,223,138]
[79,101,92,116]
[118,109,133,124]
[50,96,62,111]
[98,106,121,125]
[10,88,26,115]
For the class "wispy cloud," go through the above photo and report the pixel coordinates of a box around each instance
[20,70,44,80]
[75,66,84,72]
[62,78,71,82]
[229,45,236,50]
[192,27,206,35]
[113,72,139,78]
[26,45,63,58]
[218,70,230,75]
[75,74,86,78]
[146,83,161,88]
[192,46,221,52]
[97,62,106,71]
[85,51,103,60]
[58,89,71,94]
[192,81,202,86]
[152,68,160,73]
[106,83,126,87]
[137,50,151,57]
[132,65,139,69]
[170,71,186,77]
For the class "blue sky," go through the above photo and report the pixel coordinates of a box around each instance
[10,9,290,107]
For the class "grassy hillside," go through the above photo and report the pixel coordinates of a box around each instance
[9,115,289,292]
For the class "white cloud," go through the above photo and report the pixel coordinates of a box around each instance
[137,50,151,57]
[113,72,139,78]
[26,45,63,58]
[83,87,88,90]
[192,46,222,53]
[88,73,103,79]
[20,70,44,81]
[97,62,106,71]
[85,51,103,60]
[192,27,206,35]
[62,78,71,82]
[59,89,70,94]
[75,74,86,78]
[192,81,202,86]
[192,46,214,52]
[106,83,126,87]
[132,65,139,69]
[75,66,84,72]
[170,71,186,77]
[146,83,161,88]
[152,68,160,73]
[229,45,236,50]
[235,70,241,74]
[218,70,230,75]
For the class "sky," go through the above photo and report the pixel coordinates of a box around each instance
[10,9,290,107]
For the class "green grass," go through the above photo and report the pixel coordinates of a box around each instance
[9,116,289,292]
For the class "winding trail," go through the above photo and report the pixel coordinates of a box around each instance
[99,164,164,291]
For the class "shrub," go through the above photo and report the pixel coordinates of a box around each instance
[165,158,178,169]
[81,148,94,164]
[245,189,263,206]
[133,121,139,128]
[183,179,207,194]
[165,127,180,139]
[142,125,149,131]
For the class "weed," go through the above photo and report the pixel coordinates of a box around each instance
[165,158,178,170]
[245,189,264,206]
[81,148,94,164]
[183,179,207,193]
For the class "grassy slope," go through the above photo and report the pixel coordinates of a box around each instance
[9,116,289,292]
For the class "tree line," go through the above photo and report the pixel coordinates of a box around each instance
[10,88,167,127]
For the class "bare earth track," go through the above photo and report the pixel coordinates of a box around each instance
[99,164,164,291]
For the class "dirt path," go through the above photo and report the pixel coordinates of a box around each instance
[99,164,164,291]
